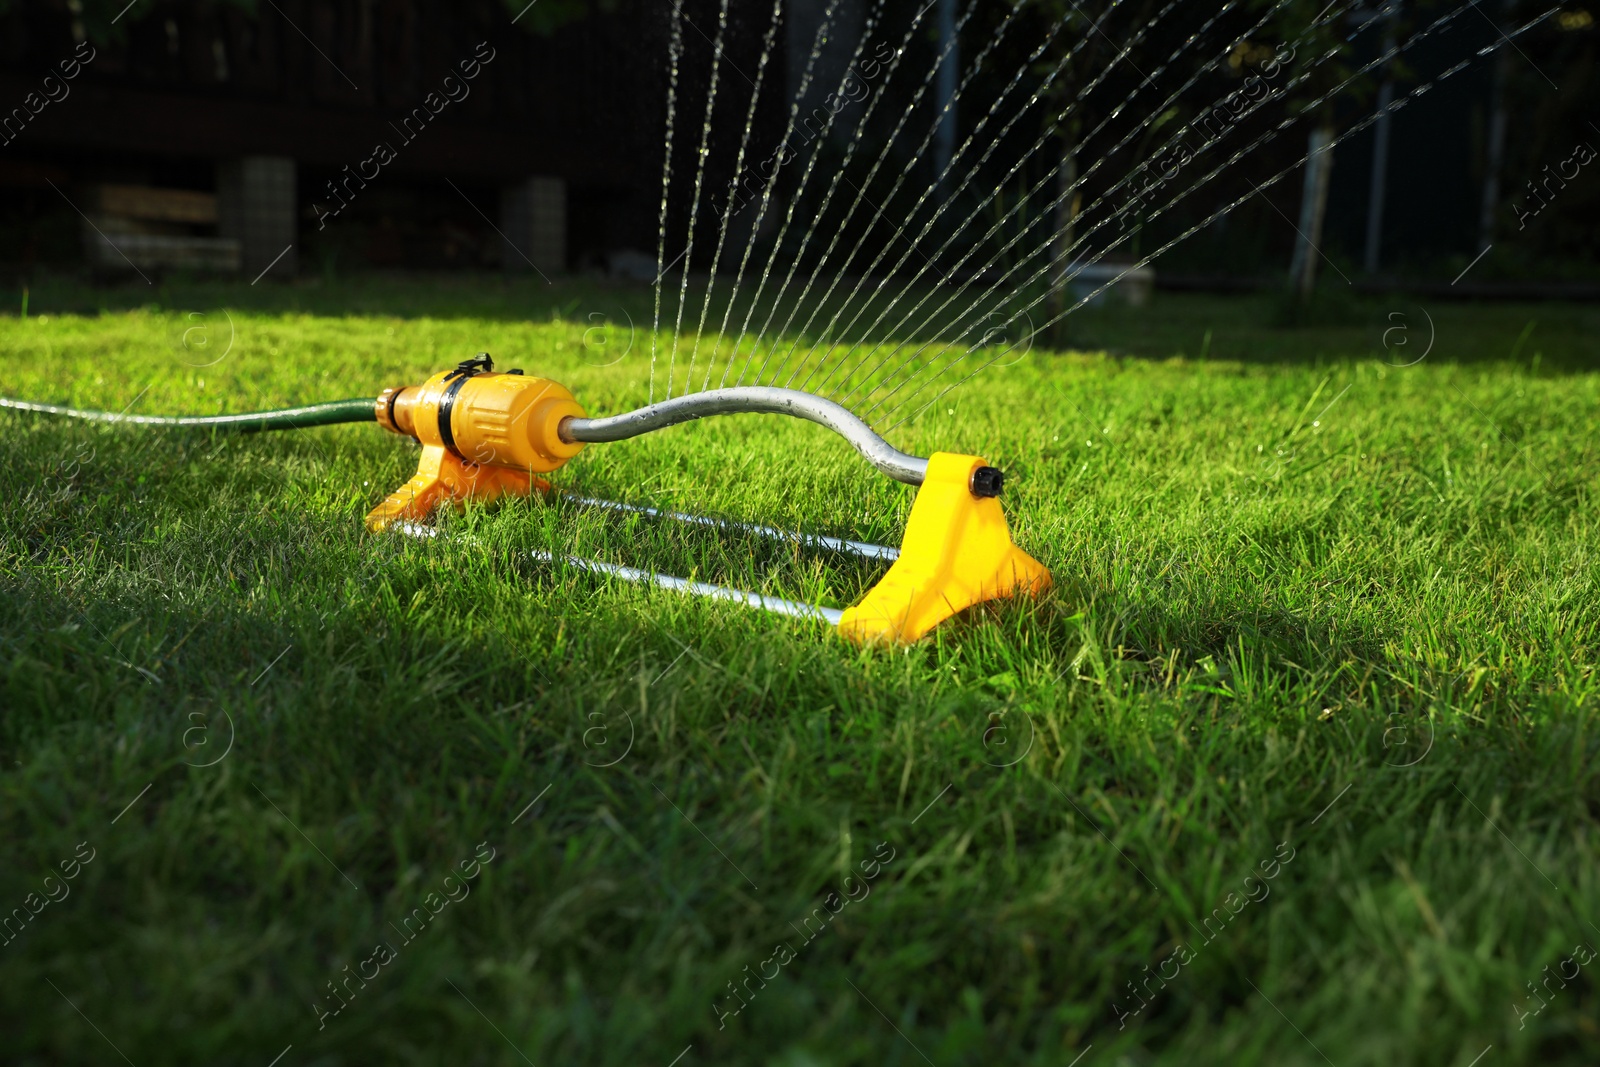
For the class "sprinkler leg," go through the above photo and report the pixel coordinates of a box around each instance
[838,453,1051,644]
[366,445,549,532]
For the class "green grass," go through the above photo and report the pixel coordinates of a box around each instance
[1,272,1597,1066]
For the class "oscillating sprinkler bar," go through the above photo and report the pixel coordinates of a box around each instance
[364,352,1046,642]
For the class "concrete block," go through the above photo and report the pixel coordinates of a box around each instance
[218,156,297,279]
[499,176,565,276]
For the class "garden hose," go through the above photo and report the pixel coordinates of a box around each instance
[0,352,1050,642]
[0,395,376,431]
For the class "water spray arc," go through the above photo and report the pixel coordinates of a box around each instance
[0,355,1049,645]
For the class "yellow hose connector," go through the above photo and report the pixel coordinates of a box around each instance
[365,356,585,532]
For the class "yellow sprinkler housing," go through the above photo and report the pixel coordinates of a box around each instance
[366,355,586,531]
[838,453,1051,643]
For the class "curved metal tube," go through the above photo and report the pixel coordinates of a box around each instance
[560,387,929,486]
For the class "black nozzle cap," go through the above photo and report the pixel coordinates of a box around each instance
[970,466,1005,498]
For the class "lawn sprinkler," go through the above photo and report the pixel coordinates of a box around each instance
[2,354,1049,643]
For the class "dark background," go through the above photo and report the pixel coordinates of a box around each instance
[0,0,1594,290]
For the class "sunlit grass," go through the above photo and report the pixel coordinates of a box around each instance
[1,273,1597,1066]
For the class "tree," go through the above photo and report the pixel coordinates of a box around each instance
[1248,0,1365,299]
[1014,0,1367,309]
[1015,0,1165,340]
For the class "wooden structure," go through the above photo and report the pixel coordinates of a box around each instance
[0,0,712,275]
[81,182,240,272]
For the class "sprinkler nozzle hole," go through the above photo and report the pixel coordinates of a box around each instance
[970,467,1004,498]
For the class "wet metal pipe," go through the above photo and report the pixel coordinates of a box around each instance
[559,387,930,486]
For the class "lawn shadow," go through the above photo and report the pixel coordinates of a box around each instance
[1046,288,1597,374]
[6,273,1593,394]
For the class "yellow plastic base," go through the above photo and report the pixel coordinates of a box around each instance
[837,453,1051,644]
[365,445,550,532]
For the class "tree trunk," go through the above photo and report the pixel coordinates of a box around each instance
[1364,5,1399,274]
[1289,125,1335,299]
[1479,6,1512,250]
[1048,136,1079,344]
